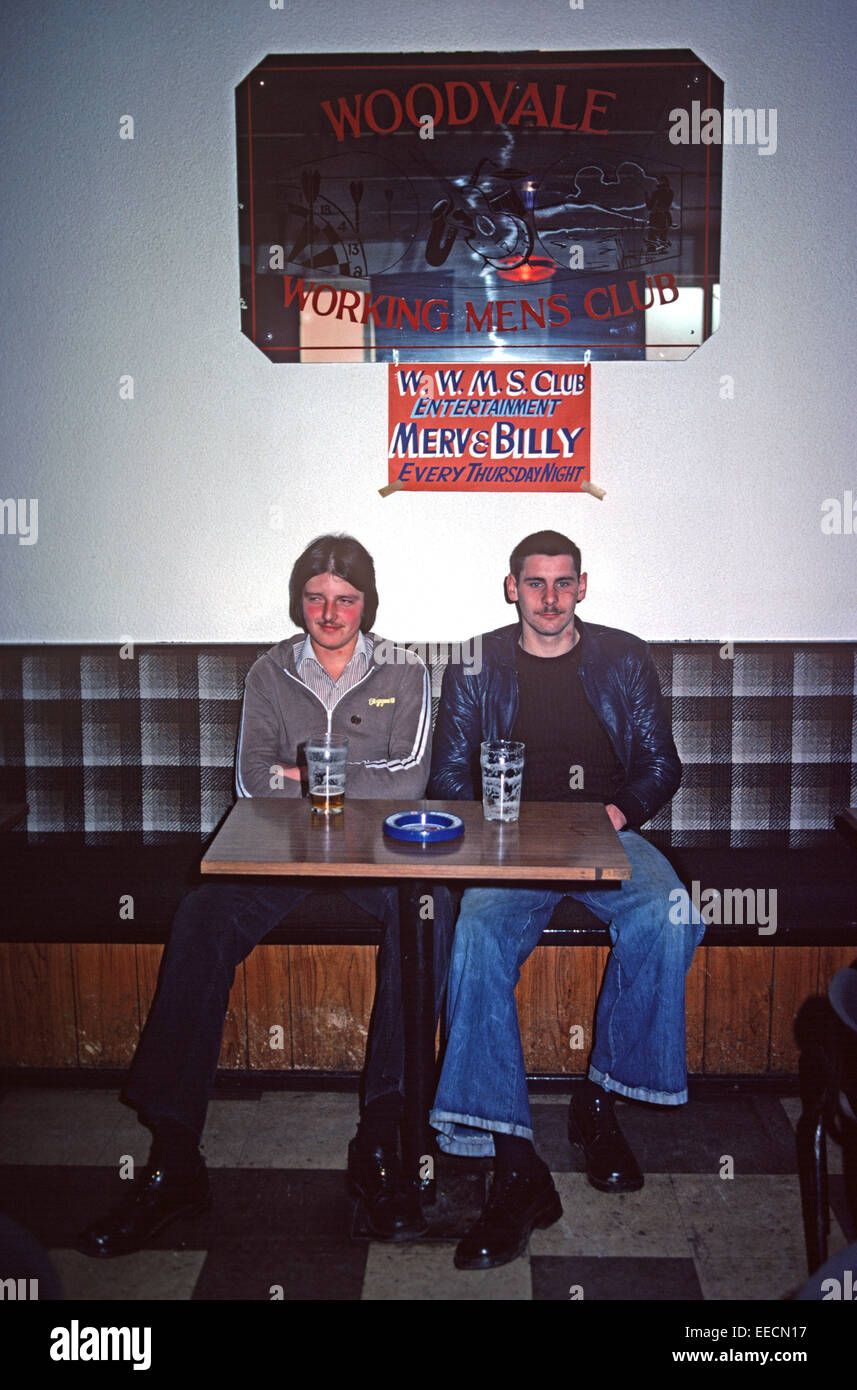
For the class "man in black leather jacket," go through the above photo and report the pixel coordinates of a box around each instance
[428,530,704,1271]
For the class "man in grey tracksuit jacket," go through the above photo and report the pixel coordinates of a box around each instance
[78,535,451,1257]
[235,631,433,801]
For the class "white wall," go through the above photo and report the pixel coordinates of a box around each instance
[1,0,855,644]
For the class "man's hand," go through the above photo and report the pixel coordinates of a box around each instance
[605,803,627,832]
[273,764,302,783]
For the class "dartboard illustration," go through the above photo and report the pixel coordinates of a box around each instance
[256,153,421,281]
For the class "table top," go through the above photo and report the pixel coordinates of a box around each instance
[201,798,631,882]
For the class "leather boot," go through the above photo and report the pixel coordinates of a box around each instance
[346,1139,428,1241]
[454,1162,562,1270]
[568,1087,644,1193]
[75,1162,211,1258]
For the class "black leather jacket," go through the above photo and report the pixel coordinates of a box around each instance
[428,618,681,827]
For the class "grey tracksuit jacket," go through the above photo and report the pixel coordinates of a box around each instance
[235,632,432,800]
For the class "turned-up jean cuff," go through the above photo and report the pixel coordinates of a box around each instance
[430,1110,534,1158]
[587,1065,688,1106]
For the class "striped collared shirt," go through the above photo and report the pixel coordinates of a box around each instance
[294,630,374,711]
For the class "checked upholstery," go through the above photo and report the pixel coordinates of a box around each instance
[0,642,855,847]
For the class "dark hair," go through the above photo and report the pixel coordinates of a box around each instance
[289,534,378,632]
[508,530,581,582]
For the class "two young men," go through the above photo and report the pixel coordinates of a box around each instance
[79,527,701,1275]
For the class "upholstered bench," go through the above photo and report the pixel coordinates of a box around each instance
[1,641,856,1080]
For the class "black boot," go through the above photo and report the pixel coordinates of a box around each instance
[568,1083,644,1193]
[454,1155,562,1271]
[75,1160,211,1258]
[346,1138,428,1241]
[347,1092,427,1241]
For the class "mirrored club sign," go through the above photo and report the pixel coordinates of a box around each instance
[236,50,723,363]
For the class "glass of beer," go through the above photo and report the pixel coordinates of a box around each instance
[305,735,349,814]
[480,740,525,822]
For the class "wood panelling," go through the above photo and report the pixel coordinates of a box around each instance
[686,947,708,1073]
[245,944,293,1070]
[519,945,598,1073]
[704,948,773,1073]
[287,944,377,1071]
[770,947,819,1072]
[1,939,852,1077]
[818,945,857,987]
[0,943,77,1066]
[592,944,612,1071]
[63,943,249,1071]
[72,943,140,1067]
[136,943,164,1022]
[220,964,249,1069]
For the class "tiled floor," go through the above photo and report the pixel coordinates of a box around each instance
[0,1085,853,1301]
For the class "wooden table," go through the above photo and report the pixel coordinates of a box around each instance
[202,798,630,1189]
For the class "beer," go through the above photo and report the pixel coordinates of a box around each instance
[310,787,345,814]
[305,734,349,815]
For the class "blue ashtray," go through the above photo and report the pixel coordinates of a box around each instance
[383,811,465,844]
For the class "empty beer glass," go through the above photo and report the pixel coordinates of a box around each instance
[480,740,525,822]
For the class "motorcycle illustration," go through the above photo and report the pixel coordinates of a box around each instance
[424,157,535,270]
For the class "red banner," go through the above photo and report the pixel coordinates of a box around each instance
[387,362,590,491]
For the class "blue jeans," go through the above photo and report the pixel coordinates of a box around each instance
[430,831,706,1157]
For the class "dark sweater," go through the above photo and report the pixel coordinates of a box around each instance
[511,634,625,808]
